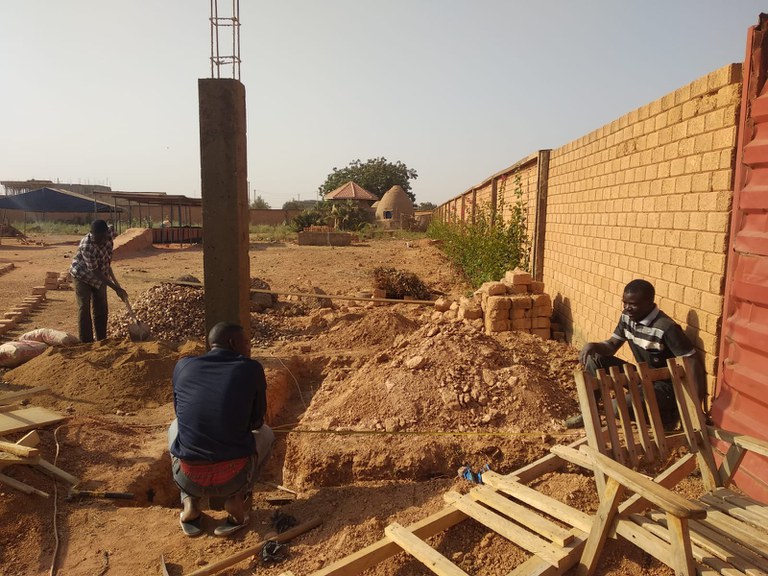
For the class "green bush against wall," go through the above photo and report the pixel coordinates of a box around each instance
[428,175,530,288]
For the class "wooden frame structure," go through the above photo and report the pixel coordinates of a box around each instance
[557,357,768,575]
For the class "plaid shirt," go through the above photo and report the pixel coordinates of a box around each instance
[69,233,114,288]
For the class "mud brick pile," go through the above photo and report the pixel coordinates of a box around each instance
[475,269,562,340]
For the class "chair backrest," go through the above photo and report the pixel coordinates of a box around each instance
[573,356,719,490]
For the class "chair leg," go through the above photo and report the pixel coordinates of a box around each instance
[666,513,695,576]
[577,477,624,576]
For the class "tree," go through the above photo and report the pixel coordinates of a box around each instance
[417,201,437,211]
[250,195,271,209]
[318,157,418,203]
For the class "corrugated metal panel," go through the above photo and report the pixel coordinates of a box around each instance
[714,13,768,503]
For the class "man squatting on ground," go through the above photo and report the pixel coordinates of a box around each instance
[69,219,128,343]
[168,322,275,537]
[568,279,707,430]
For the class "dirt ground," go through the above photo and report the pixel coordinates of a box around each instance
[0,232,681,576]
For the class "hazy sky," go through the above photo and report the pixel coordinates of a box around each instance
[0,2,763,207]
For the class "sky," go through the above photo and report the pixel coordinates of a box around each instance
[0,2,764,208]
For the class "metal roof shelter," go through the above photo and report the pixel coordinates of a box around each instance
[0,187,118,213]
[102,191,202,244]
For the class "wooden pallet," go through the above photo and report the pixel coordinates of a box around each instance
[282,436,593,576]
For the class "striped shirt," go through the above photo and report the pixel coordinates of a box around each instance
[69,233,114,289]
[612,306,695,370]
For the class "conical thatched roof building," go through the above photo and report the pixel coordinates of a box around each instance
[375,185,414,222]
[325,181,378,203]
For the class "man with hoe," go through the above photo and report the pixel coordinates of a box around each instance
[168,322,274,537]
[69,219,128,343]
[567,279,707,430]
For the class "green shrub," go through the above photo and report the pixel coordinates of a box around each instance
[428,175,530,288]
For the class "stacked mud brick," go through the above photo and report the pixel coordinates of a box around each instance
[476,269,557,340]
[0,292,46,337]
[40,270,71,291]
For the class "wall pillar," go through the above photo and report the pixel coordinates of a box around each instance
[198,78,251,343]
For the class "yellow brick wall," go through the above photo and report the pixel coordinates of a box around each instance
[543,64,741,393]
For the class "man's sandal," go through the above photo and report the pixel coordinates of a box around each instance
[214,514,249,537]
[179,515,204,537]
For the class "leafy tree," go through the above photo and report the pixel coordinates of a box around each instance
[417,201,437,211]
[291,200,373,232]
[318,157,418,203]
[250,195,271,209]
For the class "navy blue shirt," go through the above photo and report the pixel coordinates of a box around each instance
[170,348,267,462]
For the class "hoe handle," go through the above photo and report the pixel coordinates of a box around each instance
[184,517,322,576]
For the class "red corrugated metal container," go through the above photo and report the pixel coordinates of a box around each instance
[714,13,768,503]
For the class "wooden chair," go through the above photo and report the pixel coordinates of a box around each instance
[555,356,768,576]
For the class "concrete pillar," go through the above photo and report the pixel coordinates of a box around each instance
[198,78,251,343]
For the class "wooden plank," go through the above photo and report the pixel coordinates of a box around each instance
[0,452,39,467]
[482,471,593,533]
[622,364,657,463]
[0,404,23,414]
[711,488,768,525]
[0,385,50,404]
[443,492,564,568]
[638,513,745,575]
[309,508,467,576]
[666,514,696,576]
[0,471,49,497]
[719,444,746,488]
[708,426,768,459]
[619,453,697,516]
[35,458,79,486]
[0,407,66,436]
[16,430,41,448]
[615,514,674,566]
[576,477,624,576]
[698,508,768,559]
[635,364,668,460]
[509,435,590,484]
[646,510,768,573]
[574,369,606,495]
[504,529,587,576]
[383,522,469,576]
[668,357,720,491]
[699,493,768,531]
[549,445,593,470]
[582,447,706,519]
[596,369,624,465]
[0,440,39,458]
[608,366,638,467]
[469,485,574,546]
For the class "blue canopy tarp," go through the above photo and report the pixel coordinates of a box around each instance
[0,187,120,213]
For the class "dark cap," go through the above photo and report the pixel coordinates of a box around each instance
[90,220,109,234]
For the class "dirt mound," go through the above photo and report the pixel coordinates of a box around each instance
[283,321,580,487]
[322,307,420,350]
[3,339,203,414]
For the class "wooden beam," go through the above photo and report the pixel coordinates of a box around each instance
[444,492,564,568]
[35,458,79,486]
[469,485,574,546]
[0,471,49,497]
[504,529,586,576]
[0,406,66,436]
[309,508,467,575]
[482,471,593,533]
[0,385,50,404]
[384,522,469,576]
[0,440,39,458]
[618,453,697,516]
[576,477,623,576]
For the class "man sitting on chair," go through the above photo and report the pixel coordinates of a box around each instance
[565,279,707,431]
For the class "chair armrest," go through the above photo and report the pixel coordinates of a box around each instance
[707,426,768,458]
[580,446,707,519]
